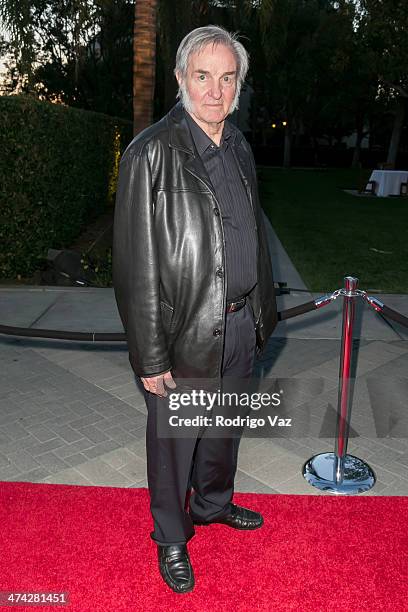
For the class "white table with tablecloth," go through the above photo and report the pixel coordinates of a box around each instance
[368,170,408,197]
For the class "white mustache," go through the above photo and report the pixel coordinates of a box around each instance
[177,83,241,114]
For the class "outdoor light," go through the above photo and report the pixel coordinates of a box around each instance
[282,121,287,126]
[272,123,276,128]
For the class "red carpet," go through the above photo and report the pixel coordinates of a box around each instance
[0,483,407,612]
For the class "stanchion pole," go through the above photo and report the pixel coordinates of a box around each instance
[334,276,357,484]
[303,276,376,494]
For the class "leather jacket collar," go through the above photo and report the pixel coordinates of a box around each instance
[167,102,244,155]
[166,102,250,195]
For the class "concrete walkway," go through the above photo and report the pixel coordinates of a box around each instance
[0,217,407,496]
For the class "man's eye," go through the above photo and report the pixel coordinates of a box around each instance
[198,74,206,81]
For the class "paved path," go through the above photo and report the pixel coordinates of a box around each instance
[1,217,407,496]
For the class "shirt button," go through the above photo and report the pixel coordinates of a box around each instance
[213,208,220,216]
[216,267,224,278]
[213,328,222,337]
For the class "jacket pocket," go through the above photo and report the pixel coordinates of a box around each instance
[160,300,175,336]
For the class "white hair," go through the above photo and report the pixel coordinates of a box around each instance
[174,25,249,114]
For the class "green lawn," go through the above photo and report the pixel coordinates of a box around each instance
[259,167,408,293]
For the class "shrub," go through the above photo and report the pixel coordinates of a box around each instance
[0,95,132,278]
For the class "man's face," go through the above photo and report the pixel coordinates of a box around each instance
[176,43,238,126]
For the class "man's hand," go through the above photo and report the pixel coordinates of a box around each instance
[141,370,176,397]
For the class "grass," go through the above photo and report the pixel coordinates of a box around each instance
[259,167,408,293]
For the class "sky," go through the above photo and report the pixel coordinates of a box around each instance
[0,26,9,86]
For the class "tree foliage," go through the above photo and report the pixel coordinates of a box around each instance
[1,0,407,165]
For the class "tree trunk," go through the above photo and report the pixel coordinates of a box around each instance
[386,98,406,169]
[283,123,292,168]
[133,0,158,136]
[351,141,361,168]
[351,109,364,168]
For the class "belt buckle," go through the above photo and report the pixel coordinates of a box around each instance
[227,296,245,313]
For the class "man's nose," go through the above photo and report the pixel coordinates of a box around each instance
[209,81,222,99]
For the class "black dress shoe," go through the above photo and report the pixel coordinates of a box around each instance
[192,503,264,530]
[157,544,195,593]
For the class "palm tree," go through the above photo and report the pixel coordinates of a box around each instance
[133,0,158,135]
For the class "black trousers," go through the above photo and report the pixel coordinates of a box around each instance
[142,303,256,545]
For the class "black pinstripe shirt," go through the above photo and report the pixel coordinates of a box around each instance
[185,111,257,301]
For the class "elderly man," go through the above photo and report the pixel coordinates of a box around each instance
[113,25,277,593]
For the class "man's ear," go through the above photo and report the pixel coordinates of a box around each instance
[175,70,183,88]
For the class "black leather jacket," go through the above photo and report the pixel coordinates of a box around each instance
[113,102,277,379]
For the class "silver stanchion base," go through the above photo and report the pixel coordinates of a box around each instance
[303,452,376,494]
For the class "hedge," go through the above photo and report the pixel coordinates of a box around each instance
[0,95,132,278]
